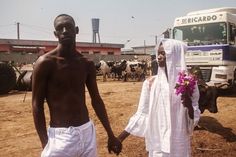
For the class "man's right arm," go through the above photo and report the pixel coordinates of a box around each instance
[32,56,49,148]
[86,61,122,155]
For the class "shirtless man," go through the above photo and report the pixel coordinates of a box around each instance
[32,14,122,156]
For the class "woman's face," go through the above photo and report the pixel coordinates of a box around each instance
[157,44,166,67]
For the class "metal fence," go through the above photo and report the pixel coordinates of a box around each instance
[0,52,151,65]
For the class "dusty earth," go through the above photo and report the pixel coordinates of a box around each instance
[0,77,236,157]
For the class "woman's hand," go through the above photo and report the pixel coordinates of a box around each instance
[181,94,194,119]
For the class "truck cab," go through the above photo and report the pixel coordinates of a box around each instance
[172,7,236,89]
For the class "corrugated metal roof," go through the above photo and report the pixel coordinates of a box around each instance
[0,38,124,48]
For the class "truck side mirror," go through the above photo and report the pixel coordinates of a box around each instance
[229,26,236,44]
[233,28,236,37]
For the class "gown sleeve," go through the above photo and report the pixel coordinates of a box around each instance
[125,79,151,137]
[186,82,201,135]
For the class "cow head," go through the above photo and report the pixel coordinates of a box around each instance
[106,61,115,67]
[129,64,137,72]
[95,62,101,71]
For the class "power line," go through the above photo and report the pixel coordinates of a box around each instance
[20,23,52,35]
[0,28,16,36]
[0,24,15,28]
[20,23,51,30]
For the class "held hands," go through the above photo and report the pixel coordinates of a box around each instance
[181,94,192,108]
[108,135,122,156]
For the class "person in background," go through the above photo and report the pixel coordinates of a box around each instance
[32,14,121,157]
[118,39,200,157]
[150,52,158,76]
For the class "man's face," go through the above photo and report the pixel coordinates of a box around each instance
[54,16,78,45]
[157,44,166,67]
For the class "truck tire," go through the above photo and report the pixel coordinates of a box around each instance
[0,63,16,94]
[16,71,32,91]
[234,69,236,86]
[232,69,236,94]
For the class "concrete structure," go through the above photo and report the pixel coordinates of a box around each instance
[0,38,124,64]
[0,38,123,54]
[92,18,101,43]
[122,45,155,55]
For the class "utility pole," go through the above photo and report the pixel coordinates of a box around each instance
[144,40,146,54]
[17,22,20,40]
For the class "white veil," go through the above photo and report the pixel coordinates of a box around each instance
[124,38,199,154]
[155,38,187,91]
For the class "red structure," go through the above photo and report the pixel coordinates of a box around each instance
[0,38,124,55]
[0,38,124,64]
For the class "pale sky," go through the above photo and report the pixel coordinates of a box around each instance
[0,0,236,49]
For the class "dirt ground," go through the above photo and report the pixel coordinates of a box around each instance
[0,77,236,157]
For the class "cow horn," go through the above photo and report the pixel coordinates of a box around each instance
[215,83,229,89]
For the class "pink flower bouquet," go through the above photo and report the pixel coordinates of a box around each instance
[175,70,197,97]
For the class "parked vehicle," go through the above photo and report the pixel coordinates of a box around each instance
[0,62,32,94]
[172,7,236,90]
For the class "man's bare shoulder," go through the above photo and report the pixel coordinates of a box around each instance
[77,53,93,62]
[34,50,57,68]
[77,54,95,67]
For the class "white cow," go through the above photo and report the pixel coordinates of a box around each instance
[123,60,146,81]
[99,60,114,81]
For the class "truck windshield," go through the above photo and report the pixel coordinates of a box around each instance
[173,22,227,46]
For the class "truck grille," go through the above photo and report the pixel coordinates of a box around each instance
[201,68,212,82]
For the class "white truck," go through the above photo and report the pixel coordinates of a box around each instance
[172,7,236,89]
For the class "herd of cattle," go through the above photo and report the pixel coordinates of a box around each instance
[95,60,221,114]
[10,59,227,115]
[95,59,149,82]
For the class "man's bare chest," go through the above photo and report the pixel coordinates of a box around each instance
[49,62,88,88]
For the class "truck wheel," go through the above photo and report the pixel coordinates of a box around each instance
[234,69,236,86]
[0,63,16,94]
[232,69,236,94]
[16,71,32,91]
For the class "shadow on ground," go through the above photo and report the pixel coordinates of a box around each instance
[195,116,236,142]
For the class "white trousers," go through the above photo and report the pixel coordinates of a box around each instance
[149,151,170,157]
[41,121,97,157]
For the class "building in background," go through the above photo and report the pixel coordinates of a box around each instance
[0,38,124,64]
[122,45,155,55]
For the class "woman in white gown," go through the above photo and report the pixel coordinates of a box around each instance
[118,39,201,157]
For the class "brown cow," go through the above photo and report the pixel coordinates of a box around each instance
[190,66,218,113]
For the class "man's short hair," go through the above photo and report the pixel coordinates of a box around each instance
[54,14,75,27]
